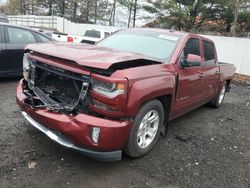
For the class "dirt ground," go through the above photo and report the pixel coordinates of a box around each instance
[0,78,249,188]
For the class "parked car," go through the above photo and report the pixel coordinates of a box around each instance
[0,23,53,77]
[0,14,8,23]
[67,29,112,44]
[17,28,235,161]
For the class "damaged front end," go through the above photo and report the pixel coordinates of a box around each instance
[18,53,134,161]
[23,53,90,114]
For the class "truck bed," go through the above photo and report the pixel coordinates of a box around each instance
[218,62,235,81]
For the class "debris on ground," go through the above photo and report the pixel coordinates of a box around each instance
[23,150,35,154]
[28,161,37,169]
[175,133,192,142]
[246,101,250,107]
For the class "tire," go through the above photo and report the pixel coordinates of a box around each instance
[209,82,227,108]
[124,99,164,158]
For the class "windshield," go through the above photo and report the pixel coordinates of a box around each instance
[97,30,180,62]
[84,30,101,38]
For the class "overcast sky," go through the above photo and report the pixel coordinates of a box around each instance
[0,0,6,4]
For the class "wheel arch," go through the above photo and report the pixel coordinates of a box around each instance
[225,79,232,92]
[156,94,172,123]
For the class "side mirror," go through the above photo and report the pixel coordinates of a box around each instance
[180,54,202,67]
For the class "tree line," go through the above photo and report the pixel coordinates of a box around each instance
[0,0,139,27]
[0,0,250,36]
[145,0,250,36]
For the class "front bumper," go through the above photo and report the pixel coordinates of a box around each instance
[16,79,132,161]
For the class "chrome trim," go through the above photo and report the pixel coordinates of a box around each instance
[21,111,122,161]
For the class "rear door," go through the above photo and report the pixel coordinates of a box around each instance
[4,26,37,74]
[202,40,220,98]
[0,25,7,73]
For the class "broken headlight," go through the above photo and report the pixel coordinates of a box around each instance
[91,78,125,98]
[23,53,31,81]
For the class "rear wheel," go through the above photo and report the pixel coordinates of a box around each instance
[209,82,227,108]
[124,100,164,158]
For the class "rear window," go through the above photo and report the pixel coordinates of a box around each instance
[203,41,215,65]
[37,33,51,42]
[84,30,101,38]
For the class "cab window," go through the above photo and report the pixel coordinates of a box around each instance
[7,27,36,44]
[184,38,200,58]
[203,41,215,65]
[84,30,101,38]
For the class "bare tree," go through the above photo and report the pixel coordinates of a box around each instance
[133,0,138,27]
[111,0,117,26]
[128,2,133,27]
[94,0,97,23]
[72,0,78,21]
[118,0,134,27]
[230,0,249,36]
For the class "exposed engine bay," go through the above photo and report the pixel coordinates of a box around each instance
[24,61,90,114]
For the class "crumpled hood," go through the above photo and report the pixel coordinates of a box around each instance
[26,42,154,69]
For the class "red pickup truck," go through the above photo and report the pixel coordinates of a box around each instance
[16,28,235,161]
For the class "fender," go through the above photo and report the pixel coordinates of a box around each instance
[126,74,176,116]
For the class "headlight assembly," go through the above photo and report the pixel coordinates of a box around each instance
[91,78,125,98]
[23,53,31,80]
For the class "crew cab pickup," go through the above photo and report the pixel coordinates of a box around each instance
[16,28,235,161]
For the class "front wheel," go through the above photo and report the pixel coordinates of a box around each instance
[124,100,164,158]
[209,83,227,108]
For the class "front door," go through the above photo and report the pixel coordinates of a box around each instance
[173,38,205,117]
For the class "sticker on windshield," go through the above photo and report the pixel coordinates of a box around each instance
[158,34,179,41]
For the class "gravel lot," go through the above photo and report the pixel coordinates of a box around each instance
[0,78,249,188]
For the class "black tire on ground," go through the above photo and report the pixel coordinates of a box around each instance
[124,99,164,158]
[209,82,227,108]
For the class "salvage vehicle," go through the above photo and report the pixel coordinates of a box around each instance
[0,23,53,77]
[16,28,235,161]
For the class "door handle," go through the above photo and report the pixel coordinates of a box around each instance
[215,71,219,75]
